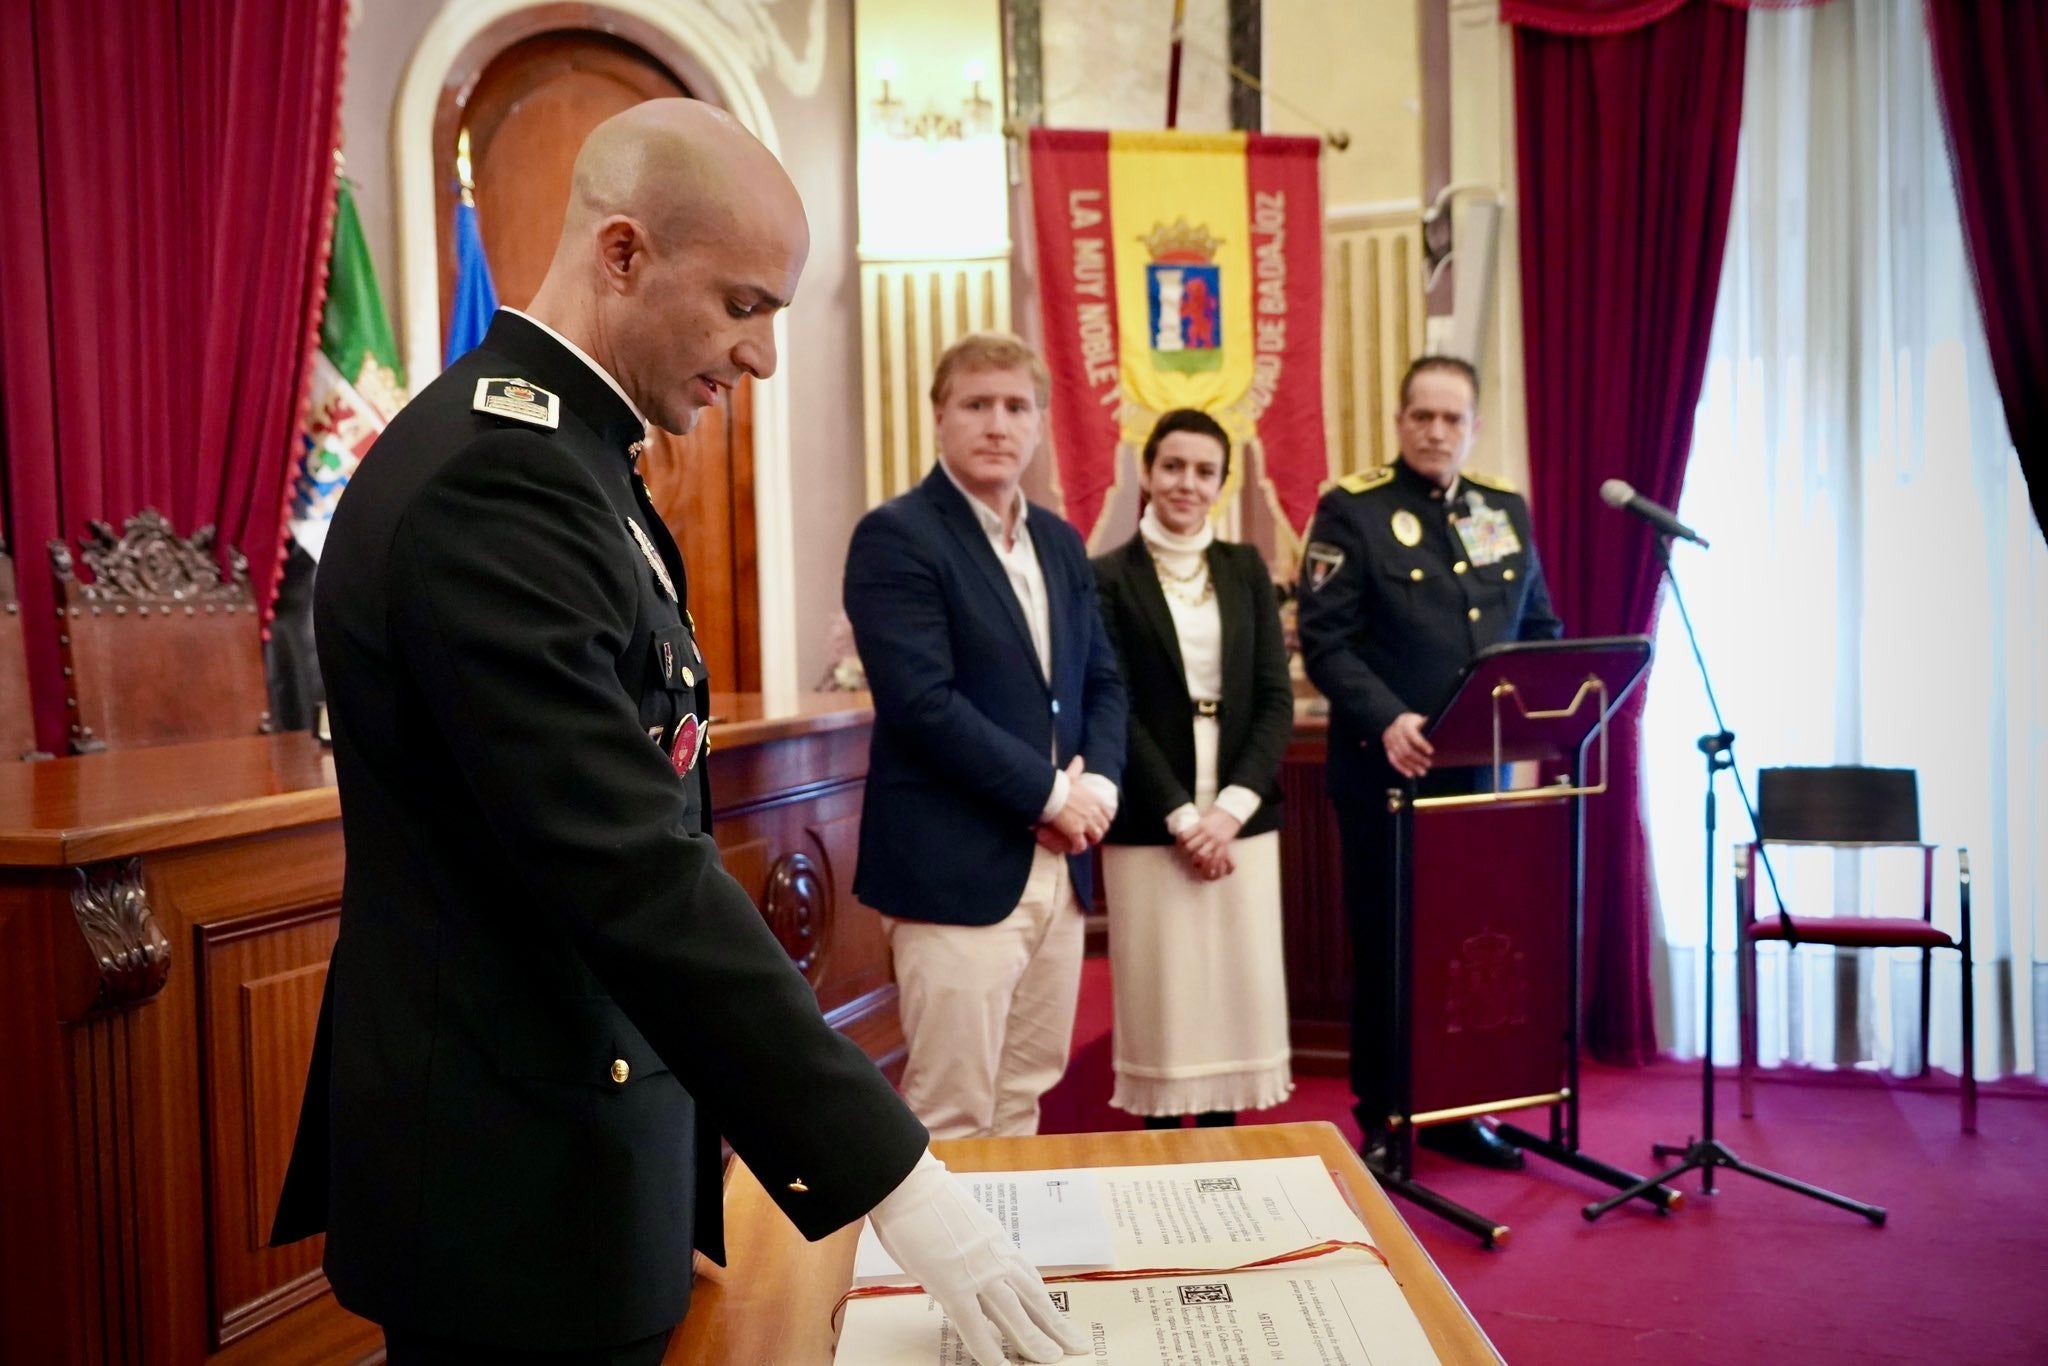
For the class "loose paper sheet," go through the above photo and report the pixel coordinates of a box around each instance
[855,1170,1114,1281]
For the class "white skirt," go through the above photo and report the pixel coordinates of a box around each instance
[1102,716,1293,1117]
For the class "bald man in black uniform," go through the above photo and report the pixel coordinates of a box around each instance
[269,101,1085,1366]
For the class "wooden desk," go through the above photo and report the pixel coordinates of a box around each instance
[0,695,889,1366]
[670,1121,1501,1365]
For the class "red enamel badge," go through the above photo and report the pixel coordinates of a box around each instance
[670,715,702,776]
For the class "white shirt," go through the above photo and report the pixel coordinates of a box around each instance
[503,308,652,444]
[939,460,1118,824]
[1138,507,1265,836]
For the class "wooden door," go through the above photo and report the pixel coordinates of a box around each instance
[435,28,761,691]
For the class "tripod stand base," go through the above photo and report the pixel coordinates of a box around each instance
[1376,1172,1512,1250]
[1582,1135,1886,1225]
[1495,1122,1684,1214]
[1375,1123,1679,1248]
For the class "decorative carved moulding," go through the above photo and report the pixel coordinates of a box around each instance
[763,851,830,985]
[49,507,254,609]
[68,858,171,1017]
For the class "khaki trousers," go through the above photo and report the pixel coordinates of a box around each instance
[883,844,1085,1139]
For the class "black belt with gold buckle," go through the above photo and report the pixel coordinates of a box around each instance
[1192,698,1221,719]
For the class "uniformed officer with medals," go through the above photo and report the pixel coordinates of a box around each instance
[270,101,1084,1366]
[1297,355,1563,1174]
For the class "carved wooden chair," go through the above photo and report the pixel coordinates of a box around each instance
[48,510,273,754]
[1,538,42,759]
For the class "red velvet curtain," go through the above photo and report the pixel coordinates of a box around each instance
[0,0,349,752]
[1512,0,1749,1062]
[1924,0,2048,537]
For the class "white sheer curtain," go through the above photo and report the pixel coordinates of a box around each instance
[1643,0,2048,1081]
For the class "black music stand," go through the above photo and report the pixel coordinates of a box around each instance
[1373,636,1682,1247]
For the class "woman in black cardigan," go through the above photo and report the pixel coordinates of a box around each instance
[1093,409,1295,1128]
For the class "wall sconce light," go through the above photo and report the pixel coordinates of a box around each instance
[874,58,903,119]
[963,60,993,126]
[871,59,999,144]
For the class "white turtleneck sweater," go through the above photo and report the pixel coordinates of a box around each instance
[1138,507,1264,836]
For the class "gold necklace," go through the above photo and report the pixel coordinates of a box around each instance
[1149,548,1215,606]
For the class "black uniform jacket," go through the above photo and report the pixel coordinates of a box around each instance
[1092,534,1293,845]
[844,465,1127,926]
[1298,458,1563,803]
[269,312,925,1352]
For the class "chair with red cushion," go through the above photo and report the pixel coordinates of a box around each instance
[1736,765,1975,1133]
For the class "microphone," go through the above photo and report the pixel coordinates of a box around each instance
[1600,479,1709,548]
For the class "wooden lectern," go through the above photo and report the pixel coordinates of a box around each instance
[1373,637,1680,1246]
[667,1122,1503,1365]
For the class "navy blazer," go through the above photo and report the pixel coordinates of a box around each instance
[844,465,1128,926]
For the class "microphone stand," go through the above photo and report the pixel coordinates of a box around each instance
[1583,534,1885,1225]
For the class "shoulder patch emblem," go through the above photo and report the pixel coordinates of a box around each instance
[1463,469,1519,495]
[1336,466,1396,495]
[473,377,560,429]
[1302,541,1347,592]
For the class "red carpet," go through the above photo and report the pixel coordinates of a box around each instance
[1042,957,2048,1364]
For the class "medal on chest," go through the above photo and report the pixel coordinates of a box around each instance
[670,713,705,777]
[1452,492,1522,566]
[626,517,678,602]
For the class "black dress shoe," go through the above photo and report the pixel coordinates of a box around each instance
[1416,1118,1525,1170]
[1358,1130,1391,1176]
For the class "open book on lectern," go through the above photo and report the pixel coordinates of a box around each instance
[834,1156,1443,1365]
[1422,634,1652,772]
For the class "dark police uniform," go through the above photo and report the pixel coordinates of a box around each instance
[270,312,925,1357]
[1297,457,1562,1137]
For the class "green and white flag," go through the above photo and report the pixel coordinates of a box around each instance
[292,180,405,560]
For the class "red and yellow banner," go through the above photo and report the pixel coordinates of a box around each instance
[1029,128,1327,545]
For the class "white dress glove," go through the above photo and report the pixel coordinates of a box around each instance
[867,1149,1089,1366]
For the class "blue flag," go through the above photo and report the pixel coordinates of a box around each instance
[446,199,499,366]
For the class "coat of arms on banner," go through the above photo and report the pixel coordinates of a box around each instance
[1028,129,1327,547]
[1142,218,1223,374]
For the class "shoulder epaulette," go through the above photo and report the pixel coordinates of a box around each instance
[1463,469,1519,494]
[1335,466,1395,495]
[472,377,561,430]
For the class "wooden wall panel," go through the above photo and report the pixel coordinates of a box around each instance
[1280,728,1352,1074]
[197,907,339,1347]
[710,733,902,1078]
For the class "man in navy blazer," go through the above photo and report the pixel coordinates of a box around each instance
[845,332,1127,1139]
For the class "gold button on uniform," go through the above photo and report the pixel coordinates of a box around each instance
[610,1059,630,1084]
[788,1177,809,1193]
[681,666,695,688]
[1454,561,1469,575]
[1504,568,1517,581]
[1409,568,1424,582]
[1467,607,1481,622]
